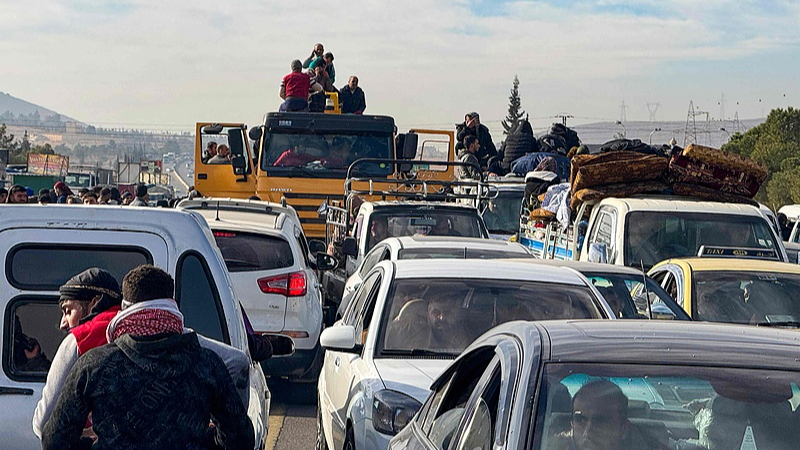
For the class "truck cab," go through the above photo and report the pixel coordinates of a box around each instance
[193,114,456,238]
[521,196,788,270]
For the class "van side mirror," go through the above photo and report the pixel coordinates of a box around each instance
[316,253,338,271]
[229,129,248,177]
[342,237,358,257]
[320,326,360,352]
[587,243,608,264]
[401,133,418,159]
[308,239,327,255]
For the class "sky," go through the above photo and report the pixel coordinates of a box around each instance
[1,0,798,137]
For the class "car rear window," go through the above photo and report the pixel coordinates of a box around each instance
[7,245,152,290]
[212,231,294,272]
[398,248,528,259]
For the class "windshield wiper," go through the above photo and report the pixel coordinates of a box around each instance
[224,260,262,269]
[755,321,800,328]
[381,348,458,357]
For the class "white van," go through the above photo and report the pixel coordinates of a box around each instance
[0,204,269,449]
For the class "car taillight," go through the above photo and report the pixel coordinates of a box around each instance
[257,271,307,297]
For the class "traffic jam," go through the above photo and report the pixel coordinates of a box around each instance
[3,111,800,450]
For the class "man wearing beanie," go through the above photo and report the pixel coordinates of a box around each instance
[33,268,123,438]
[42,265,254,450]
[279,59,321,112]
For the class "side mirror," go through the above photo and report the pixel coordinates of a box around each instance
[229,129,247,177]
[342,237,358,257]
[247,333,295,362]
[587,243,608,264]
[320,325,359,352]
[316,253,338,271]
[317,201,329,218]
[308,239,327,255]
[401,133,419,159]
[248,126,263,141]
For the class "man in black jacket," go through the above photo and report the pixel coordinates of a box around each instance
[42,265,254,450]
[340,76,366,114]
[456,112,497,170]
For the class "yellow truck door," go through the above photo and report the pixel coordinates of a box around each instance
[194,123,257,198]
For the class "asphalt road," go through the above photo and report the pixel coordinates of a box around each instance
[265,379,318,450]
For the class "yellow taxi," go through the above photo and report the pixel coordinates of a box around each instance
[648,248,800,325]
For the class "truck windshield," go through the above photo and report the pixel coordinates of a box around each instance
[482,190,524,235]
[65,173,94,188]
[624,212,778,269]
[366,209,486,252]
[261,130,393,178]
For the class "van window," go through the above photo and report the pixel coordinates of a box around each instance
[5,298,61,380]
[7,245,152,290]
[212,231,293,272]
[176,253,228,344]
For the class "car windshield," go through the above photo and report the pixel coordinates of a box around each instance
[481,190,524,235]
[261,131,393,178]
[366,210,486,251]
[534,363,800,450]
[693,270,800,324]
[624,212,778,269]
[584,272,687,320]
[398,248,528,259]
[378,279,602,356]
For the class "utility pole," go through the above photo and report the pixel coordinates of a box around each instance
[619,100,628,123]
[646,103,661,122]
[555,114,573,126]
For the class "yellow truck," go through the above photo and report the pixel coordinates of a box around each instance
[192,113,455,237]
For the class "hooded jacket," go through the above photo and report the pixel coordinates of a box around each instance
[41,332,254,450]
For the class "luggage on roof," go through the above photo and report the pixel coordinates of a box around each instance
[667,144,768,199]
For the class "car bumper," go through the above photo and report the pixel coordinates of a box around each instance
[261,342,323,378]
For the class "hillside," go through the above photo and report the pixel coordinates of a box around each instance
[0,91,83,124]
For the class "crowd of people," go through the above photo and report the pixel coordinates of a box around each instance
[0,181,172,207]
[279,42,367,114]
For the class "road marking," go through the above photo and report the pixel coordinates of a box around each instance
[265,402,287,450]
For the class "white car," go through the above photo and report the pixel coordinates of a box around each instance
[0,205,271,450]
[339,236,532,317]
[317,259,615,450]
[178,198,336,380]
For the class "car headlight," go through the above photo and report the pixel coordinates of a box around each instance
[372,389,422,435]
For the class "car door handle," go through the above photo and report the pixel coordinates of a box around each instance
[334,356,340,368]
[0,386,34,396]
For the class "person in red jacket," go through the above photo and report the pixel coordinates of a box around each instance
[280,59,322,112]
[32,268,123,438]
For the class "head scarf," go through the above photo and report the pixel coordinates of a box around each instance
[106,299,184,342]
[59,268,122,324]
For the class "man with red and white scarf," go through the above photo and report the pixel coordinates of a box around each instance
[42,265,254,450]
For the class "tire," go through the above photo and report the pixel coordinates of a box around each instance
[344,427,356,450]
[316,404,329,450]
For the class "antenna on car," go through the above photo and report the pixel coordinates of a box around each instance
[640,260,653,319]
[215,201,220,221]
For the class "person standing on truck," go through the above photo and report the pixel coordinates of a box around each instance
[280,59,321,112]
[303,42,325,68]
[340,76,366,114]
[309,61,335,113]
[456,112,497,170]
[457,135,481,180]
[41,265,254,450]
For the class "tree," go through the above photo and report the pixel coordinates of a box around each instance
[0,124,17,151]
[722,107,800,208]
[501,75,526,136]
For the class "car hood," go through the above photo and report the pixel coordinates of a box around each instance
[373,358,452,403]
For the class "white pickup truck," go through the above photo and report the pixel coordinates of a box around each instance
[519,196,788,269]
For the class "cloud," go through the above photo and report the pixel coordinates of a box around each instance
[1,0,797,137]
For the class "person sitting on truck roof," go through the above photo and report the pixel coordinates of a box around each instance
[302,42,324,69]
[280,60,319,112]
[6,184,28,203]
[323,52,335,84]
[457,135,482,180]
[339,76,366,114]
[456,112,497,170]
[309,62,335,113]
[208,144,232,164]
